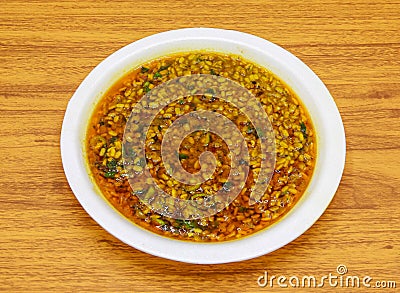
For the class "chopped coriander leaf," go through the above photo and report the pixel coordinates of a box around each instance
[177,220,197,229]
[143,81,151,93]
[179,153,189,159]
[154,218,166,226]
[246,126,254,134]
[300,122,307,138]
[108,136,118,144]
[153,72,162,79]
[159,64,170,71]
[104,170,116,178]
[106,158,117,169]
[141,67,149,73]
[223,181,233,191]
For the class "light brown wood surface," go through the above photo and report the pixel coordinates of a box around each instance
[1,0,399,292]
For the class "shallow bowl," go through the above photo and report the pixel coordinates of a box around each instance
[61,28,346,264]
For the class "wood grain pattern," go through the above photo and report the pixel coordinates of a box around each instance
[1,0,399,292]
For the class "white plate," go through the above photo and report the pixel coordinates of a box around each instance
[61,28,346,264]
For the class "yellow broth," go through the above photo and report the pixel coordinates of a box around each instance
[86,52,316,241]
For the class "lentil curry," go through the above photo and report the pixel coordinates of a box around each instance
[87,52,316,242]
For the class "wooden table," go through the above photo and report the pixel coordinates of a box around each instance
[1,0,399,292]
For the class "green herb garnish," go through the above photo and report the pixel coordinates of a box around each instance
[176,219,196,229]
[300,122,307,138]
[143,81,151,93]
[238,206,248,213]
[104,170,116,178]
[106,158,117,169]
[179,153,189,159]
[108,136,118,144]
[154,218,166,226]
[159,64,170,71]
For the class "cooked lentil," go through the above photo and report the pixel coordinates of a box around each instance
[87,52,316,242]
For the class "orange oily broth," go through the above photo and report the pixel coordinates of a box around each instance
[86,51,316,242]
